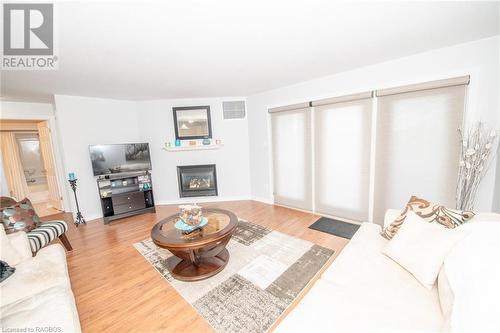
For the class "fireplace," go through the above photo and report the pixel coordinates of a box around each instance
[177,164,218,197]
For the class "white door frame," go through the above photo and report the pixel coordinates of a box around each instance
[0,113,71,212]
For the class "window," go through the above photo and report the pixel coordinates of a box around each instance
[269,76,469,224]
[271,107,312,211]
[313,96,372,221]
[373,84,467,224]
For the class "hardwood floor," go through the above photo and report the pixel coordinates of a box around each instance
[34,202,63,217]
[46,200,350,333]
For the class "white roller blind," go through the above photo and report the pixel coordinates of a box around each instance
[314,98,372,221]
[271,108,312,210]
[373,85,467,225]
[312,91,373,107]
[269,102,310,113]
[376,76,470,97]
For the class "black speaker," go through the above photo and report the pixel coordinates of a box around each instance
[101,197,114,217]
[144,190,154,208]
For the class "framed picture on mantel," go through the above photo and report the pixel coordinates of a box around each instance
[173,105,212,140]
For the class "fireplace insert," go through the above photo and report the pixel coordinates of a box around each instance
[177,164,218,197]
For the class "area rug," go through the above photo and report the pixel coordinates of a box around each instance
[134,220,334,333]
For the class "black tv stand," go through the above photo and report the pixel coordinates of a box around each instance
[96,171,155,224]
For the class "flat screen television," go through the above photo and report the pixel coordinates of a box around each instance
[89,143,152,176]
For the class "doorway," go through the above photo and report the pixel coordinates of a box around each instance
[0,119,63,217]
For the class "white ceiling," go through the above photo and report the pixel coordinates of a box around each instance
[1,1,499,102]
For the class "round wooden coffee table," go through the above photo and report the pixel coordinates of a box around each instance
[151,208,238,281]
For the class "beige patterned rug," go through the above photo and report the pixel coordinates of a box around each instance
[134,220,334,333]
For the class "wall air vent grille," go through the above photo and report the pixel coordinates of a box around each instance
[222,101,246,119]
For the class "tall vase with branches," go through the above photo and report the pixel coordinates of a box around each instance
[456,122,499,211]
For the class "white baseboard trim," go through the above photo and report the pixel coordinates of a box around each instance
[83,214,102,223]
[155,196,252,206]
[73,197,274,223]
[273,202,365,225]
[71,199,366,225]
[251,196,274,205]
[64,212,102,223]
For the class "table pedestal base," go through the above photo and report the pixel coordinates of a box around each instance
[167,248,229,281]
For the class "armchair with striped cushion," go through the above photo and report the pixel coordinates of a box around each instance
[0,196,72,255]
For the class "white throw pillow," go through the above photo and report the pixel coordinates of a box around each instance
[383,211,467,289]
[442,222,500,333]
[0,225,22,266]
[6,231,32,260]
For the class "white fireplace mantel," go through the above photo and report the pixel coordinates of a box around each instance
[162,144,224,152]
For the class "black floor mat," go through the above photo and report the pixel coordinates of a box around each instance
[309,217,360,239]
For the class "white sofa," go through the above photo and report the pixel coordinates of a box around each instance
[276,210,500,333]
[0,229,81,332]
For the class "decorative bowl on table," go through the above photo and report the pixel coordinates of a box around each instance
[174,216,208,233]
[176,204,206,232]
[179,204,203,225]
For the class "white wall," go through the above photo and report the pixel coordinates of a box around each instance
[495,46,500,213]
[494,143,500,213]
[0,101,54,118]
[54,95,142,220]
[0,101,70,209]
[0,155,9,196]
[247,36,500,213]
[53,95,251,221]
[138,97,251,205]
[5,36,498,218]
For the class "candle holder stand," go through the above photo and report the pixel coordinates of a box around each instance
[68,179,86,226]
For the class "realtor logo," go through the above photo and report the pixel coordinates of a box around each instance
[2,3,58,69]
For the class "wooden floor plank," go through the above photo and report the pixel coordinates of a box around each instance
[44,200,349,333]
